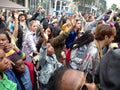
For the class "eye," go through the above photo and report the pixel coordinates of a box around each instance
[0,57,4,61]
[2,39,6,41]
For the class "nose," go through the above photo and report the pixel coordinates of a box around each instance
[34,26,37,30]
[21,64,25,70]
[0,40,3,44]
[4,58,9,64]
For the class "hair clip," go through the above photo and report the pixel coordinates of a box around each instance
[109,23,114,27]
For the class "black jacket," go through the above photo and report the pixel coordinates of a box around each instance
[95,49,120,90]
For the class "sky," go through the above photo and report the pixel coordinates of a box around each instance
[106,0,120,8]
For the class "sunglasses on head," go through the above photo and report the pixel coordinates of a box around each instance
[80,72,93,90]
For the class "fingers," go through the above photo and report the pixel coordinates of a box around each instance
[14,12,19,19]
[4,43,11,50]
[5,59,15,69]
[10,60,15,66]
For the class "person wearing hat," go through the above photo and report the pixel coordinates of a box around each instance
[16,7,41,49]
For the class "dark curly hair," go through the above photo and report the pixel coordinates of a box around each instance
[0,29,11,43]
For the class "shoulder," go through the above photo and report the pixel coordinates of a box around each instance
[87,42,98,54]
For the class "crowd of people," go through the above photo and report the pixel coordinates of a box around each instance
[0,6,120,90]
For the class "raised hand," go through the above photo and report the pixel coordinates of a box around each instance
[37,6,41,13]
[43,32,49,42]
[4,43,20,53]
[14,12,19,19]
[7,60,15,69]
[2,8,6,13]
[42,31,49,46]
[71,18,76,27]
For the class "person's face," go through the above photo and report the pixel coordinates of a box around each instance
[45,28,51,36]
[75,20,81,30]
[105,35,115,45]
[53,22,57,27]
[30,22,38,32]
[61,69,96,90]
[0,34,9,49]
[88,16,95,22]
[14,59,25,73]
[19,15,25,21]
[0,49,10,72]
[47,43,54,56]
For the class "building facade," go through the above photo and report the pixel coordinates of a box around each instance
[73,0,107,16]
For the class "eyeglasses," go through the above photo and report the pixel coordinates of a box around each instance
[80,72,93,90]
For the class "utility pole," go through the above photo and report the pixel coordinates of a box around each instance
[60,1,62,11]
[49,0,52,15]
[54,0,57,11]
[53,0,58,16]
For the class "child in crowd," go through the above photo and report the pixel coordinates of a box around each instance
[0,30,25,60]
[38,32,63,90]
[0,49,17,90]
[9,53,34,90]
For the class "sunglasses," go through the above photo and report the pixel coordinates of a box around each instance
[80,72,93,90]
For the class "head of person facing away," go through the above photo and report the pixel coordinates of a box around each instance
[48,66,97,90]
[94,24,116,45]
[9,54,25,73]
[70,30,94,50]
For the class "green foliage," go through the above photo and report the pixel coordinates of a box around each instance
[73,0,79,2]
[111,4,117,10]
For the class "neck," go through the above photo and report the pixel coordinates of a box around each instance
[20,20,25,23]
[74,28,78,32]
[0,72,3,80]
[96,40,105,49]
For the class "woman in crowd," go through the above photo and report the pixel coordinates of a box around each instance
[22,20,38,62]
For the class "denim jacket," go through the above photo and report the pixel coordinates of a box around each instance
[38,46,62,84]
[70,42,100,74]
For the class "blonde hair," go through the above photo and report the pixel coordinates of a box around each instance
[29,20,36,26]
